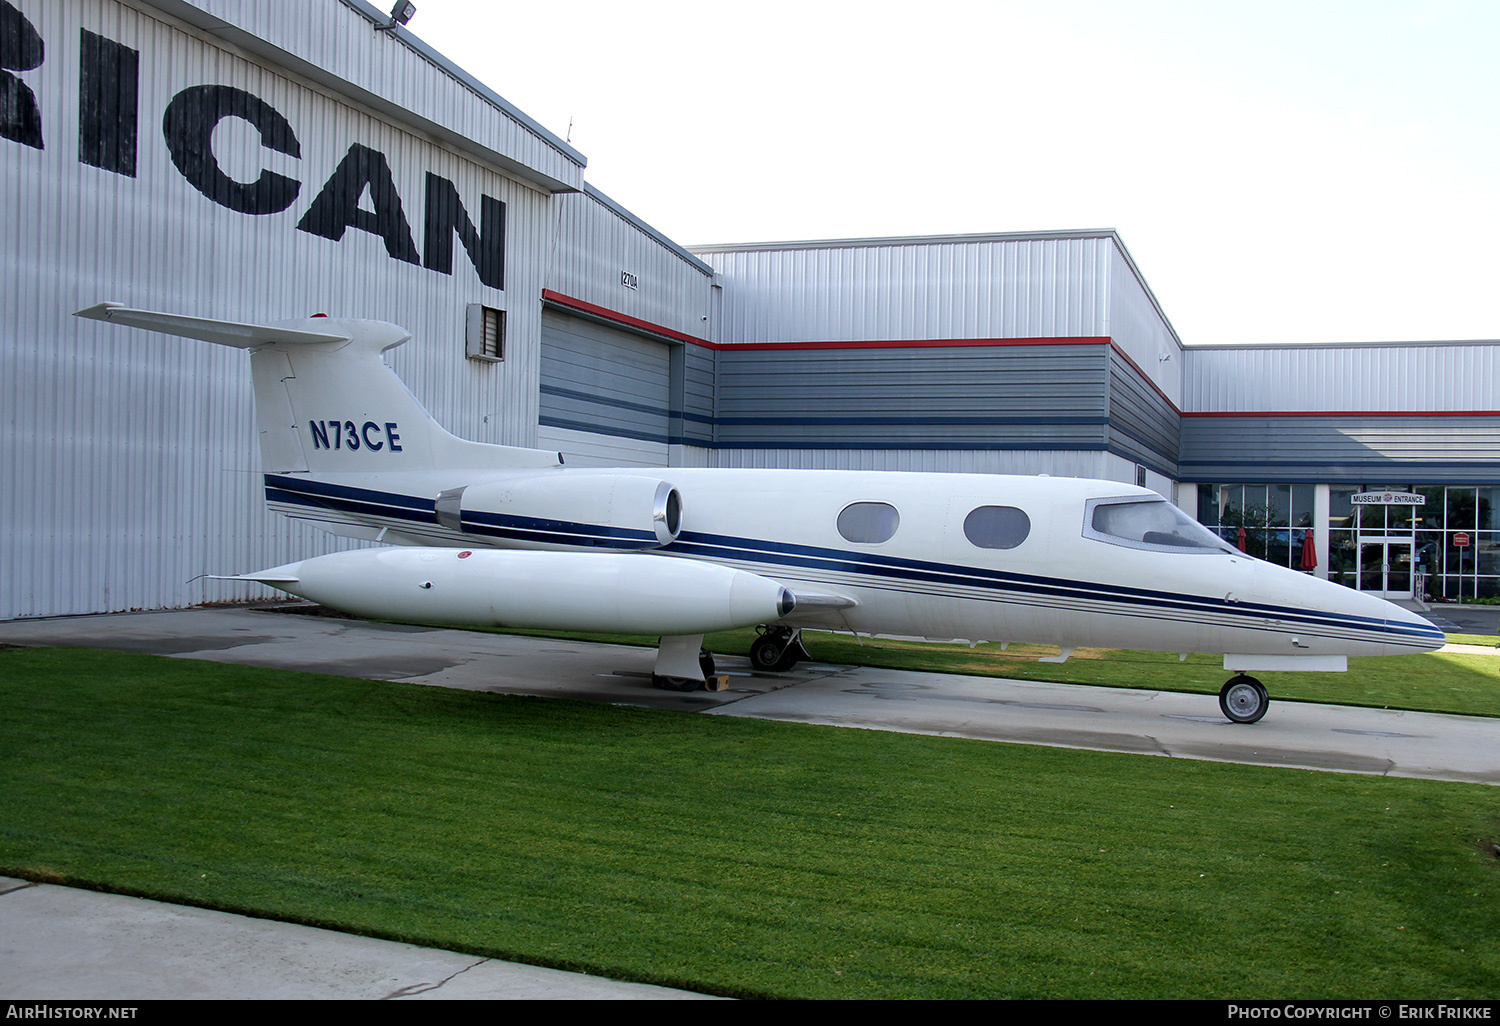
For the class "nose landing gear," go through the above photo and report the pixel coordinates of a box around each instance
[1219,674,1269,723]
[749,625,809,673]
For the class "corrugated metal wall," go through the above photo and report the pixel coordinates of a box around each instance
[690,232,1179,479]
[536,187,718,466]
[1106,350,1181,477]
[1180,416,1500,484]
[1,0,569,618]
[698,233,1115,345]
[545,187,716,340]
[1182,343,1500,413]
[1106,245,1184,408]
[711,344,1111,452]
[1180,342,1500,484]
[704,448,1115,477]
[538,309,672,466]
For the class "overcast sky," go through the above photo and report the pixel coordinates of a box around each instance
[411,0,1499,348]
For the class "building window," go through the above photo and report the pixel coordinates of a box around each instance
[1198,483,1315,570]
[466,304,504,362]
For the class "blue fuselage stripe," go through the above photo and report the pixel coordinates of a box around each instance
[262,475,1442,649]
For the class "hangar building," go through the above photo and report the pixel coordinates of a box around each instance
[4,0,1497,622]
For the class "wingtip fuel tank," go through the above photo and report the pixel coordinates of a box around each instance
[240,547,795,636]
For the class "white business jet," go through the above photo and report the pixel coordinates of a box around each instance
[75,304,1445,723]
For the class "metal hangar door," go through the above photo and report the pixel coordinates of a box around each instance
[539,309,674,466]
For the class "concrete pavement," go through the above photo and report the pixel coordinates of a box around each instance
[0,877,715,1000]
[3,603,1497,783]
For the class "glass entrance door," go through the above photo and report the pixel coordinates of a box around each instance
[1358,539,1413,598]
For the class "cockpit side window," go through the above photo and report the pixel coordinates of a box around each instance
[837,501,900,544]
[1084,496,1234,554]
[963,505,1030,549]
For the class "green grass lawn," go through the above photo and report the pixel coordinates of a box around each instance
[2,646,1497,999]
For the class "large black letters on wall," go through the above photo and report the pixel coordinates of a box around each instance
[79,29,138,176]
[6,7,506,289]
[424,173,505,290]
[298,143,420,264]
[162,84,301,214]
[0,0,44,150]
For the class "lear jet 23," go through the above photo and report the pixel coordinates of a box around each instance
[75,304,1445,723]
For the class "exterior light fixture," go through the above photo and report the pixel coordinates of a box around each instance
[375,2,416,31]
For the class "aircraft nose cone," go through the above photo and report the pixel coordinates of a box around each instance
[1382,608,1447,654]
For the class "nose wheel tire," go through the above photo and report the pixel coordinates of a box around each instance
[1219,674,1269,724]
[750,626,805,673]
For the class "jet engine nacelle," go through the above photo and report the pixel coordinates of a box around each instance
[236,547,794,635]
[435,473,682,550]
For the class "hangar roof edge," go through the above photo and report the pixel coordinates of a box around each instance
[334,0,585,167]
[1185,338,1500,351]
[685,228,1125,253]
[140,0,587,193]
[585,186,715,277]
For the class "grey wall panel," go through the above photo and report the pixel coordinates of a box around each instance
[682,344,715,446]
[712,345,1109,450]
[1180,416,1500,483]
[1106,351,1181,476]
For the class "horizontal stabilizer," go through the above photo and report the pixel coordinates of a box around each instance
[75,303,350,349]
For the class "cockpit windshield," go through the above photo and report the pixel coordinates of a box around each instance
[1084,497,1235,554]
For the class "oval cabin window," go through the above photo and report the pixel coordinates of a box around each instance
[963,505,1031,549]
[837,501,900,544]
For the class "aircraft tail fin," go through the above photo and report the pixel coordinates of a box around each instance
[75,303,561,477]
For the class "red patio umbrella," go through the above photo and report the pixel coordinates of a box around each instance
[1300,529,1317,570]
[1236,526,1247,552]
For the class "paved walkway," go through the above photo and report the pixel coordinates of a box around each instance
[0,877,715,1000]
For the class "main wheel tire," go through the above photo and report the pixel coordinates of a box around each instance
[749,637,786,672]
[699,649,716,679]
[651,674,701,692]
[1219,675,1269,724]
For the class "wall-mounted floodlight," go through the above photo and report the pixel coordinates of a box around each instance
[375,1,416,31]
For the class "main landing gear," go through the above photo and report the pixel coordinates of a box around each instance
[651,625,807,692]
[748,625,809,673]
[649,633,717,691]
[651,648,717,692]
[1219,674,1269,724]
